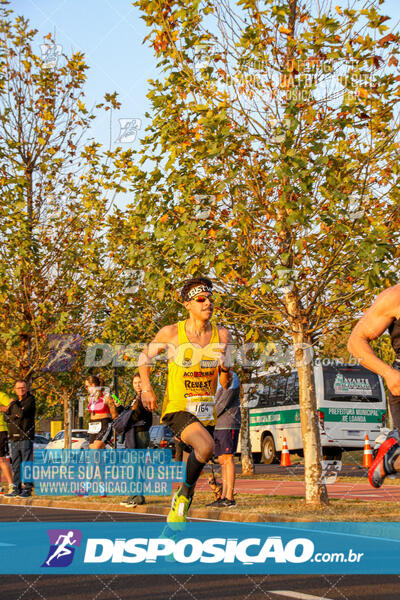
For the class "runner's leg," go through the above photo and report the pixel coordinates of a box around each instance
[179,421,214,498]
[0,457,12,486]
[218,455,227,499]
[89,429,107,494]
[390,401,400,432]
[90,440,105,449]
[218,454,235,500]
[131,430,149,505]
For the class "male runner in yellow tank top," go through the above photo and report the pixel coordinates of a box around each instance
[139,277,232,523]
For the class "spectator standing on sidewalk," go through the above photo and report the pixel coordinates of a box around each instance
[2,381,36,498]
[120,373,152,508]
[0,390,13,494]
[207,372,241,508]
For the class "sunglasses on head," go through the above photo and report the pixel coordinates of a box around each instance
[193,294,215,303]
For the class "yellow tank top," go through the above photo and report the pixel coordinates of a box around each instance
[0,391,10,433]
[161,320,220,426]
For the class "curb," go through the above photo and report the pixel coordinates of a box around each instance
[0,496,301,522]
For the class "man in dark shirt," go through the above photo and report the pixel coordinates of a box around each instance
[1,381,36,498]
[207,372,241,508]
[120,373,152,507]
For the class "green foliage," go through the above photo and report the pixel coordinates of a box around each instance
[121,0,400,351]
[0,8,131,418]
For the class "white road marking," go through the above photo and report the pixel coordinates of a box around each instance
[269,592,335,600]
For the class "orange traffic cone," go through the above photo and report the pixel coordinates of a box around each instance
[280,436,291,467]
[363,434,373,468]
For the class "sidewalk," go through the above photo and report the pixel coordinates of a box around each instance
[0,494,278,522]
[1,474,398,524]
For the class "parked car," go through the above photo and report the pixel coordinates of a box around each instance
[33,434,50,452]
[149,425,175,456]
[46,429,89,450]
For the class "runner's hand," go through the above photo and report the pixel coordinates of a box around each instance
[385,368,400,397]
[142,389,157,411]
[214,343,230,370]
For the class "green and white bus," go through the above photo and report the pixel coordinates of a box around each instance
[243,362,387,464]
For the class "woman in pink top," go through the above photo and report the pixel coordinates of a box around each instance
[85,375,117,449]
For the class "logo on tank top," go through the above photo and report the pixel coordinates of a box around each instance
[184,380,212,390]
[182,347,193,367]
[200,359,218,368]
[183,371,214,377]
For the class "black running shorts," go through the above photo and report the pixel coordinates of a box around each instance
[88,418,113,445]
[0,431,8,457]
[162,411,215,452]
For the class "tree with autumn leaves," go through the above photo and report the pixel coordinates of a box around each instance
[0,8,133,443]
[113,0,400,504]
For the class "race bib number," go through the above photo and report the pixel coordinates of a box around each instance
[186,397,214,422]
[88,421,101,434]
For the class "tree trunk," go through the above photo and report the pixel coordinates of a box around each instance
[285,290,329,505]
[240,381,254,475]
[63,389,72,449]
[20,166,34,384]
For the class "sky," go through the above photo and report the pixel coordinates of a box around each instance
[15,0,159,150]
[12,0,400,157]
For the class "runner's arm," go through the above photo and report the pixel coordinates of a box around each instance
[0,401,11,413]
[104,393,118,419]
[347,286,400,395]
[218,328,233,390]
[1,399,21,416]
[138,325,175,411]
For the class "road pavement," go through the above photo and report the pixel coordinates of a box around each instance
[1,572,399,600]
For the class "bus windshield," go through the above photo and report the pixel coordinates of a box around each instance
[322,365,383,403]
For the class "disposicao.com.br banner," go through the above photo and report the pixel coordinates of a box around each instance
[0,522,398,574]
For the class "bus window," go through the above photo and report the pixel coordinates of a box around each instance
[246,382,265,408]
[260,382,270,406]
[285,373,299,406]
[293,372,299,404]
[267,375,279,406]
[323,365,383,403]
[275,375,287,406]
[256,382,271,408]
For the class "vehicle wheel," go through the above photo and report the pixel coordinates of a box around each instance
[261,435,277,464]
[323,448,342,461]
[252,452,261,464]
